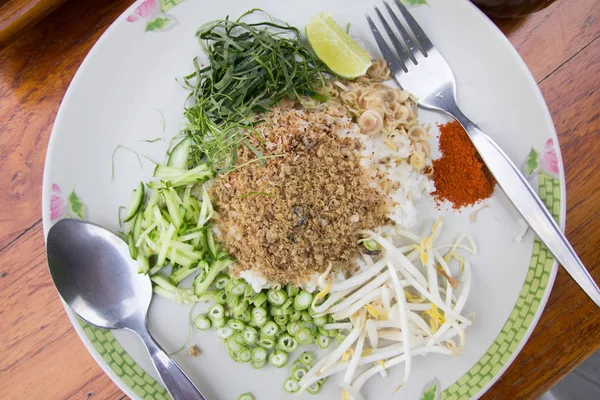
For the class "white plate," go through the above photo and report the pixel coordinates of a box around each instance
[42,0,565,399]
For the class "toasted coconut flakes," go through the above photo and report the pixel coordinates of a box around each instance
[212,108,391,285]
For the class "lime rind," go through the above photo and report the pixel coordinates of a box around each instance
[306,13,372,79]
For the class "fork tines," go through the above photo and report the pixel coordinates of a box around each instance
[367,0,434,73]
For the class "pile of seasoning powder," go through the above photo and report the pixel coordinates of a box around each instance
[432,120,496,209]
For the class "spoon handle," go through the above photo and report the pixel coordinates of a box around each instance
[136,324,207,400]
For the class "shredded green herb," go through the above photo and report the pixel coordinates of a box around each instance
[222,154,285,176]
[141,154,160,165]
[141,138,162,143]
[156,109,166,133]
[170,303,199,356]
[111,145,143,181]
[182,9,329,173]
[117,206,126,228]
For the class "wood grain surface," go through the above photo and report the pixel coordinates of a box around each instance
[0,0,68,43]
[0,0,598,399]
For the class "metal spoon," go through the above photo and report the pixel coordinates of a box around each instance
[46,218,206,400]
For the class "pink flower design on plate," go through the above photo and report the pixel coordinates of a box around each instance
[126,0,157,22]
[50,184,67,221]
[541,138,559,177]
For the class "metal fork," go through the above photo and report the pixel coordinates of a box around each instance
[367,0,600,306]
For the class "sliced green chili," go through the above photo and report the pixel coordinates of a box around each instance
[252,307,267,326]
[317,334,331,349]
[227,336,243,352]
[293,291,312,310]
[193,315,211,331]
[283,377,300,393]
[274,315,289,326]
[277,334,298,352]
[238,347,252,363]
[243,326,258,345]
[227,319,246,332]
[269,350,288,368]
[291,365,308,382]
[261,321,279,338]
[251,358,266,369]
[307,382,321,395]
[267,289,287,306]
[299,351,315,366]
[287,321,303,336]
[208,304,225,320]
[217,326,234,339]
[214,273,230,290]
[258,336,275,349]
[251,346,268,363]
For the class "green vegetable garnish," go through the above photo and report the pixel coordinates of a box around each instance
[269,350,289,368]
[299,351,315,365]
[283,378,300,393]
[183,9,328,172]
[194,315,211,331]
[110,145,143,181]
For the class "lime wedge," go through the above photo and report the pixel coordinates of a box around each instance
[306,13,372,79]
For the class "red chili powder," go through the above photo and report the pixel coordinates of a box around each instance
[432,120,496,209]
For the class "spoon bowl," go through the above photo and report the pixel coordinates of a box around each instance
[46,219,206,400]
[47,219,152,329]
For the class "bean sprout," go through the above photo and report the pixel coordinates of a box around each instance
[300,219,476,399]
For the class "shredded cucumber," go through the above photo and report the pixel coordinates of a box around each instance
[167,136,193,169]
[123,182,144,223]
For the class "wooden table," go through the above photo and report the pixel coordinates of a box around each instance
[0,0,598,399]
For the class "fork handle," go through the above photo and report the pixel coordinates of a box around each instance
[448,107,600,307]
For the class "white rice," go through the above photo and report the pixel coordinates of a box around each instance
[343,125,435,229]
[240,270,271,293]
